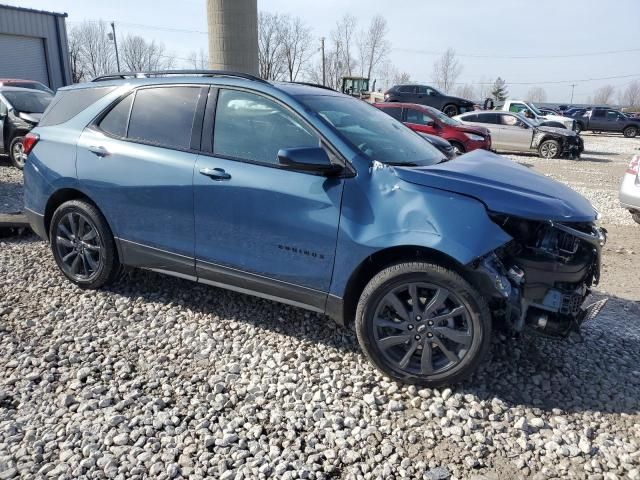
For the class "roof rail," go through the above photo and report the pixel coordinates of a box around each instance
[287,81,336,92]
[91,70,269,84]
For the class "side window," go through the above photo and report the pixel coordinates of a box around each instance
[399,85,415,93]
[380,106,402,121]
[127,86,200,149]
[592,110,604,118]
[462,113,478,122]
[476,113,498,124]
[0,100,7,116]
[213,89,319,165]
[98,94,133,137]
[416,86,428,94]
[406,108,431,125]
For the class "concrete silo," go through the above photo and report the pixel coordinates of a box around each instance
[206,0,258,75]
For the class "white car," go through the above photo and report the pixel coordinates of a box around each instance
[454,111,583,159]
[498,100,576,130]
[619,155,640,225]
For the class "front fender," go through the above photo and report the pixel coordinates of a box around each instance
[329,162,512,298]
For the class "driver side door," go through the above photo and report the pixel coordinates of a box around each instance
[193,88,345,309]
[404,107,437,134]
[497,113,533,150]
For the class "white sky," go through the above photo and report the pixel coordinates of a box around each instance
[5,0,639,103]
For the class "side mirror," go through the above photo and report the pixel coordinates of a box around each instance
[426,120,436,127]
[278,147,343,176]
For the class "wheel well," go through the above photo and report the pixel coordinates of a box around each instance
[449,140,465,152]
[339,245,465,326]
[43,188,97,238]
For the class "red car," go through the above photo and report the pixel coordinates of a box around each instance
[375,102,491,154]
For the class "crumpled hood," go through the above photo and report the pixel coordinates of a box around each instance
[17,112,42,124]
[393,150,597,222]
[536,125,577,137]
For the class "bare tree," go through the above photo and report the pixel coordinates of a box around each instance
[431,48,462,94]
[373,60,396,92]
[120,35,174,71]
[71,21,115,79]
[280,16,313,82]
[620,80,640,108]
[308,46,343,90]
[357,15,390,79]
[454,84,476,100]
[476,77,492,100]
[526,86,547,103]
[67,27,86,83]
[393,71,411,85]
[332,14,358,77]
[258,12,286,80]
[593,84,616,105]
[187,48,208,70]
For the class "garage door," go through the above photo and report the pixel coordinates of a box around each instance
[0,34,49,87]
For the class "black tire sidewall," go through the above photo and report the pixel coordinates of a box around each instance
[450,141,465,154]
[624,127,637,138]
[443,105,458,117]
[355,262,491,386]
[9,136,25,169]
[49,200,119,289]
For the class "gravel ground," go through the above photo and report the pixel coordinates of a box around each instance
[1,134,639,480]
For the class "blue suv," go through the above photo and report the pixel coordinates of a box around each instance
[23,71,606,386]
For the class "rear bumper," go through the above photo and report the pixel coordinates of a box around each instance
[24,207,47,240]
[619,174,640,210]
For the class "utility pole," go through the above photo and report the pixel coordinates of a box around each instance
[110,22,120,72]
[570,83,576,104]
[321,37,326,86]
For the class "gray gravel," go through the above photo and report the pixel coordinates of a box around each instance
[1,138,640,479]
[0,157,23,214]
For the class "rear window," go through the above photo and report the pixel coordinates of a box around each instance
[127,86,201,149]
[38,87,116,127]
[474,113,498,124]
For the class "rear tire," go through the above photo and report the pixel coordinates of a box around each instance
[355,262,491,386]
[538,139,561,159]
[9,136,26,169]
[574,122,583,134]
[49,200,121,289]
[624,126,638,138]
[443,104,459,117]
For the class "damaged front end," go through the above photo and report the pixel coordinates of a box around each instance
[468,215,607,337]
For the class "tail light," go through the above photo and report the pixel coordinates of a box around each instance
[22,132,40,156]
[626,155,639,175]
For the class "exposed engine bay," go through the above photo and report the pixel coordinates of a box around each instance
[470,215,607,336]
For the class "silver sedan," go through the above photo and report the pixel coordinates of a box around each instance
[619,155,640,225]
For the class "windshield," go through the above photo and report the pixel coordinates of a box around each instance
[3,91,53,113]
[301,95,446,166]
[527,102,544,116]
[423,105,460,126]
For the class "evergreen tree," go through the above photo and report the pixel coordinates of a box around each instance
[491,77,508,101]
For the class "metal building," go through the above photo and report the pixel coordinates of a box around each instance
[0,4,72,90]
[207,0,258,75]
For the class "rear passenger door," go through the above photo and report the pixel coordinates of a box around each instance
[76,85,207,276]
[469,113,504,148]
[193,88,344,310]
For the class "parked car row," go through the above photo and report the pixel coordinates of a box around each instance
[21,70,608,386]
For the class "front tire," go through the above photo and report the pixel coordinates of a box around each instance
[355,262,491,386]
[450,141,465,155]
[574,122,583,134]
[9,136,26,169]
[443,104,459,117]
[538,139,561,159]
[49,200,121,289]
[624,126,638,138]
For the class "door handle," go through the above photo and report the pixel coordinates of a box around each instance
[89,145,110,157]
[199,167,231,181]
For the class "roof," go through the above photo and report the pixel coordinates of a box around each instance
[0,3,67,17]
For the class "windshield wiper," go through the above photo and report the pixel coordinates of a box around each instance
[384,162,419,167]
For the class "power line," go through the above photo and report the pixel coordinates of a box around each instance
[453,73,640,86]
[393,47,640,59]
[67,19,640,60]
